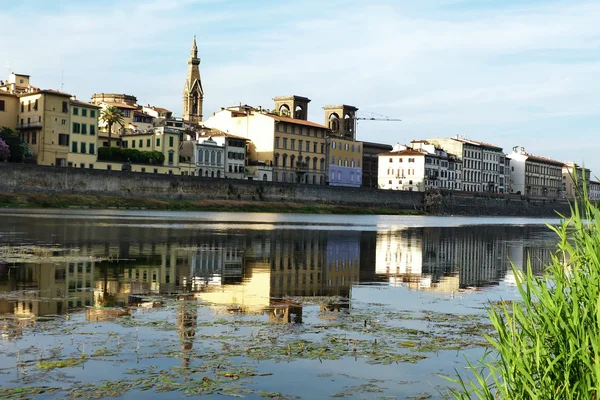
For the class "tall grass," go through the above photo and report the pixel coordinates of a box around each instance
[448,193,600,398]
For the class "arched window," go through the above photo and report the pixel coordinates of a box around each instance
[211,151,216,165]
[344,158,348,167]
[312,157,317,170]
[205,170,209,177]
[279,104,290,117]
[328,113,340,131]
[320,158,325,170]
[344,114,353,132]
[198,151,203,163]
[199,169,202,176]
[211,170,215,178]
[282,154,288,168]
[351,160,355,168]
[274,153,279,167]
[295,105,305,119]
[338,159,342,166]
[217,170,221,178]
[290,155,296,169]
[217,152,222,165]
[263,174,268,181]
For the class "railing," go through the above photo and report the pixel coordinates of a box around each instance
[16,121,43,129]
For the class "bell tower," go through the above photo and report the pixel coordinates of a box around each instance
[323,104,358,140]
[183,35,204,123]
[272,95,310,120]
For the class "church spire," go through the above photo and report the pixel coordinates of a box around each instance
[183,35,203,123]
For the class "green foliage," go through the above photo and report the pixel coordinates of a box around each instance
[100,106,125,147]
[447,186,600,399]
[0,127,35,163]
[97,147,165,165]
[0,137,9,161]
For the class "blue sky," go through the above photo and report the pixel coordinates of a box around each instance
[1,0,599,175]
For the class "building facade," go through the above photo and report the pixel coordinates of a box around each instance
[506,147,563,197]
[378,148,425,191]
[68,99,100,169]
[204,98,328,185]
[361,141,392,188]
[562,162,591,199]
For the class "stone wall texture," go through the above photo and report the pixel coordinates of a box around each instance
[0,164,573,216]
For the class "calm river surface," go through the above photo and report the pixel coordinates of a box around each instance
[0,209,562,399]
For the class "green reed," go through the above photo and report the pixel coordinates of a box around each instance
[448,190,600,398]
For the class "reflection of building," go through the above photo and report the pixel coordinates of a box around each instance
[373,226,553,292]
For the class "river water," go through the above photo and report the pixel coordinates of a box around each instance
[0,209,561,399]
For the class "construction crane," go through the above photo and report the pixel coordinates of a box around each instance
[356,112,401,122]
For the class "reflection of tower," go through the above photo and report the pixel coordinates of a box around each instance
[183,35,204,123]
[268,302,303,324]
[324,231,361,297]
[177,295,197,368]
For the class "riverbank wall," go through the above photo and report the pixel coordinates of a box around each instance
[0,164,573,216]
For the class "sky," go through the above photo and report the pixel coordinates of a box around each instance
[1,0,599,175]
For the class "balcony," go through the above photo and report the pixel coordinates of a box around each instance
[295,161,309,172]
[17,121,43,130]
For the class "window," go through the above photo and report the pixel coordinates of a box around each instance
[122,109,130,117]
[283,138,288,149]
[275,137,280,148]
[332,156,335,164]
[333,142,336,149]
[31,132,37,144]
[90,110,96,118]
[169,136,174,147]
[80,163,85,169]
[62,119,66,125]
[82,109,87,117]
[146,139,150,147]
[132,140,136,148]
[168,152,174,164]
[156,138,160,146]
[321,143,324,153]
[62,102,68,113]
[81,142,87,153]
[28,101,31,111]
[306,141,310,152]
[72,141,78,153]
[81,124,87,135]
[313,143,317,153]
[58,134,69,146]
[291,139,295,150]
[139,139,142,148]
[0,100,4,111]
[90,125,95,135]
[90,143,95,154]
[73,107,79,116]
[72,122,80,133]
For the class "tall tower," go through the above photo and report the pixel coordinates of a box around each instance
[272,95,310,120]
[183,35,204,123]
[323,105,358,140]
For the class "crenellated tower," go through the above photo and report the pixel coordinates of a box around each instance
[183,35,204,123]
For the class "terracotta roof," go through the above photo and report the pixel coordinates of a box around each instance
[199,130,249,141]
[99,101,138,110]
[526,154,565,166]
[453,138,502,151]
[18,89,72,98]
[148,106,171,113]
[262,113,328,129]
[70,99,100,109]
[378,149,424,157]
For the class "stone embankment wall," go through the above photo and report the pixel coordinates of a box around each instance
[0,164,423,210]
[424,191,572,217]
[0,164,574,216]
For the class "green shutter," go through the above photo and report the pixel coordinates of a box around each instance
[90,143,95,154]
[72,141,77,153]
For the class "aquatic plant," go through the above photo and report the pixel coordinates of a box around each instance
[447,192,600,398]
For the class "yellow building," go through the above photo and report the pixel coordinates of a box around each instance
[67,99,100,169]
[17,89,72,166]
[91,93,138,136]
[204,96,328,185]
[323,105,363,187]
[0,92,18,130]
[95,127,182,174]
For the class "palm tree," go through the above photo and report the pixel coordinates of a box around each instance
[100,106,124,147]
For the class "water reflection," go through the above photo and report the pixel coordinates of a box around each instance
[0,216,557,327]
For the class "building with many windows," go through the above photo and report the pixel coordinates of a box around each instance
[507,146,564,197]
[67,99,100,169]
[562,162,591,199]
[204,97,328,185]
[377,148,426,191]
[361,141,392,188]
[426,137,504,192]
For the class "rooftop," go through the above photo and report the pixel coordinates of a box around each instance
[378,149,425,157]
[18,89,72,98]
[99,101,138,110]
[70,99,101,109]
[262,113,328,129]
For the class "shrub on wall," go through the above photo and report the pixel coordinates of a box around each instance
[0,138,9,161]
[98,147,165,165]
[0,127,35,163]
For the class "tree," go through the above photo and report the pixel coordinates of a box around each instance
[0,127,34,163]
[0,138,9,161]
[100,106,125,148]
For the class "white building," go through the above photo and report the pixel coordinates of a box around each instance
[378,148,426,191]
[197,131,248,179]
[196,136,225,178]
[506,146,563,197]
[590,180,600,202]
